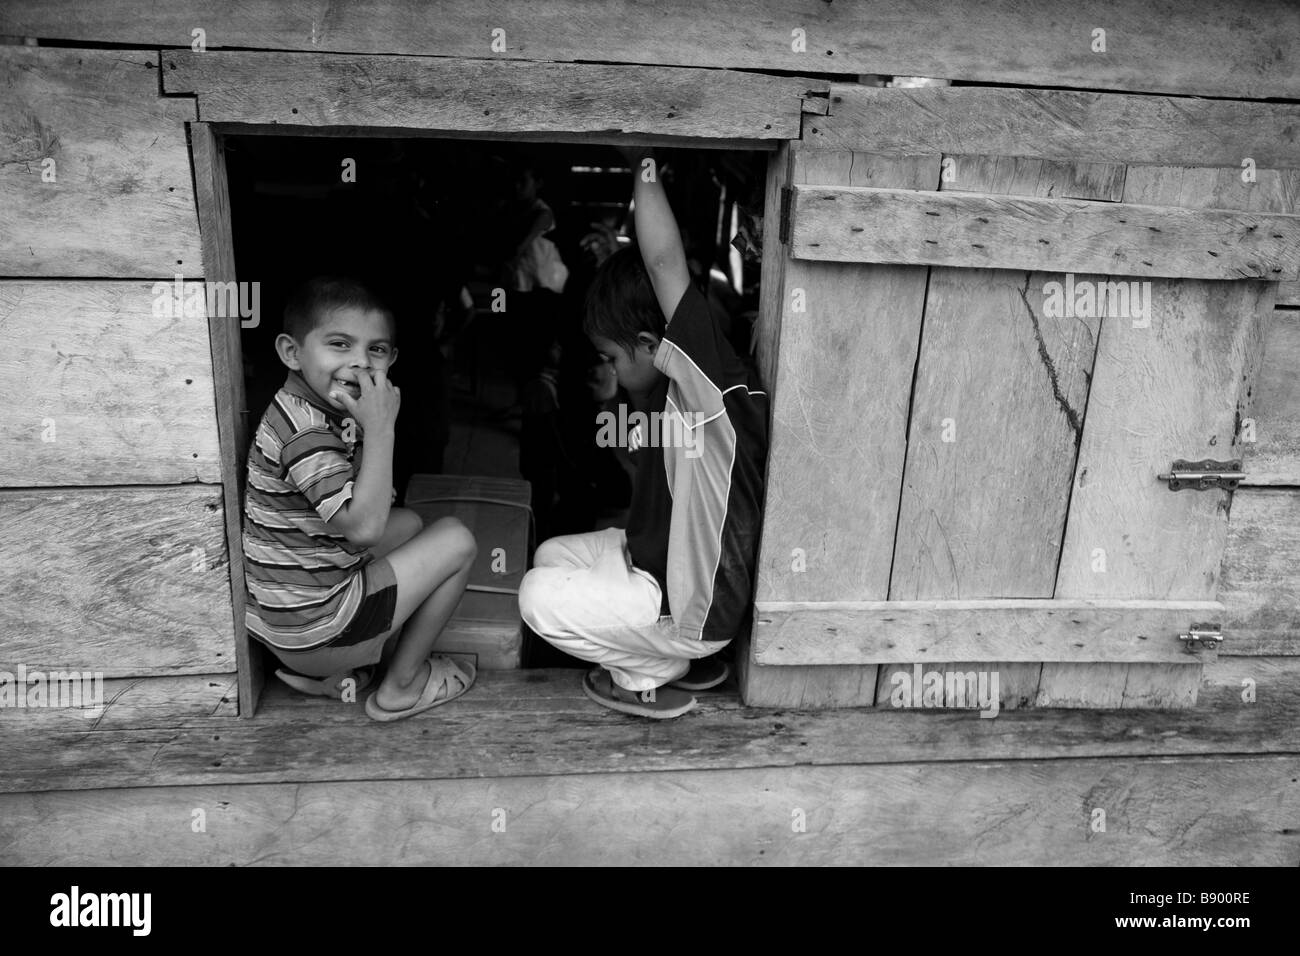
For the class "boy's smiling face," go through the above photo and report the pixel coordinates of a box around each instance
[277,305,397,412]
[591,332,662,399]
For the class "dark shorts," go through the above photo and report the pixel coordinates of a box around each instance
[270,558,399,677]
[331,557,399,648]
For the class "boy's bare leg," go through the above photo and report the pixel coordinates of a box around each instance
[271,512,423,691]
[372,516,477,710]
[370,506,424,559]
[364,507,425,670]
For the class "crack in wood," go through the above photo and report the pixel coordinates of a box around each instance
[1018,274,1083,439]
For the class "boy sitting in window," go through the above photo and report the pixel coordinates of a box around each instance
[243,277,477,721]
[519,149,769,718]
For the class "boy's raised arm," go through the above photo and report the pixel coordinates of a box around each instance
[624,146,690,324]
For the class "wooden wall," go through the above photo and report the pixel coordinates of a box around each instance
[0,45,239,719]
[3,0,1297,98]
[0,5,1297,866]
[2,7,1296,730]
[7,753,1297,864]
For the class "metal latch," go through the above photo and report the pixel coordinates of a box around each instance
[1179,624,1223,660]
[1157,459,1245,491]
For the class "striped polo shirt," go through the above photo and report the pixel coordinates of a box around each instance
[242,370,371,651]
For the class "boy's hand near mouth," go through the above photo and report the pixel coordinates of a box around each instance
[330,368,401,436]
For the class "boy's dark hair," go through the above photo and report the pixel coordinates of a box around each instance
[283,276,396,344]
[583,245,665,356]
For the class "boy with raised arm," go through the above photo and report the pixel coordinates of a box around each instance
[518,150,769,718]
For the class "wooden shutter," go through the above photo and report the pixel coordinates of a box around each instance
[751,136,1297,709]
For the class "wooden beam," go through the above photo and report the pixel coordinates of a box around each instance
[5,0,1298,98]
[4,753,1297,865]
[808,86,1300,168]
[735,621,882,708]
[0,674,237,730]
[165,52,824,139]
[0,486,237,677]
[189,123,262,717]
[0,47,200,277]
[0,281,221,485]
[3,658,1298,794]
[789,185,1300,279]
[753,600,1224,665]
[209,123,778,152]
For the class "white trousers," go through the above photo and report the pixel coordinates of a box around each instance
[518,528,728,692]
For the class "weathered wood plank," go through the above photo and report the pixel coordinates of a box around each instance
[1124,167,1298,489]
[747,148,936,705]
[189,123,261,717]
[751,143,789,395]
[744,144,887,709]
[6,0,1299,98]
[736,625,881,708]
[165,52,824,139]
[3,657,1298,794]
[888,268,1100,600]
[1053,287,1268,599]
[1242,309,1300,486]
[754,600,1222,665]
[1041,164,1280,707]
[4,753,1297,865]
[1121,165,1300,215]
[1220,490,1300,656]
[1041,279,1266,706]
[1279,282,1300,307]
[0,281,221,486]
[0,674,237,730]
[941,154,1126,203]
[200,123,779,152]
[0,47,200,277]
[789,185,1300,279]
[883,156,1117,707]
[809,86,1300,169]
[0,486,237,676]
[754,149,935,606]
[874,660,1041,712]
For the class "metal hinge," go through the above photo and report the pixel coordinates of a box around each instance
[778,186,793,244]
[1179,623,1223,661]
[1156,458,1245,491]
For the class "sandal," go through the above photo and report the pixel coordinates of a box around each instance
[275,666,374,700]
[365,655,476,722]
[582,667,696,719]
[668,657,730,691]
